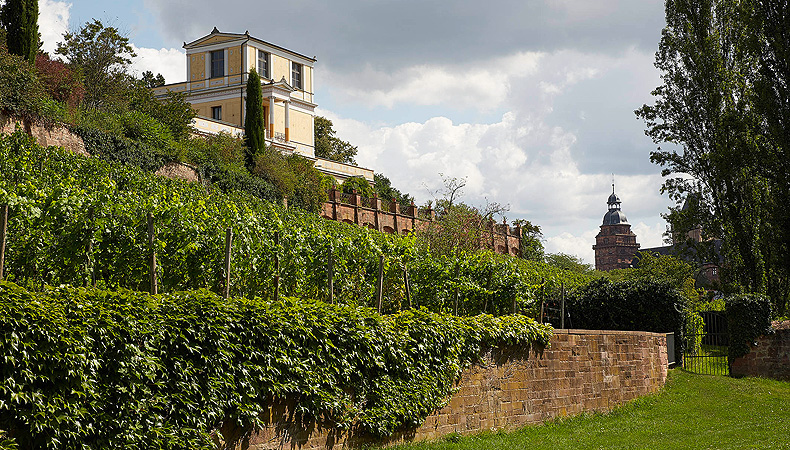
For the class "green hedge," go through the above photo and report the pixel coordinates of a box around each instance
[726,293,773,361]
[0,281,552,448]
[565,278,688,361]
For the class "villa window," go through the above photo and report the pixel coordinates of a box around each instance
[258,50,269,79]
[211,50,224,78]
[212,106,222,121]
[291,62,302,89]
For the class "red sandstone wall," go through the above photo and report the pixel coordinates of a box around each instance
[219,329,667,449]
[731,321,790,381]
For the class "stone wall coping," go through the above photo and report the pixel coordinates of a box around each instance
[552,328,669,338]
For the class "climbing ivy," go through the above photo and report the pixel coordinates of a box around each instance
[0,281,552,448]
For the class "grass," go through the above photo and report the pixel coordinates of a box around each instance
[383,370,790,450]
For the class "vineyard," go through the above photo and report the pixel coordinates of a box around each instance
[0,129,600,316]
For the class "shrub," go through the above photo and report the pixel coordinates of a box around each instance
[119,109,174,152]
[73,125,171,172]
[565,278,688,361]
[0,281,553,447]
[341,175,374,198]
[0,48,45,120]
[34,53,84,108]
[726,293,773,361]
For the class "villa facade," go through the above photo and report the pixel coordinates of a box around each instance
[153,28,373,183]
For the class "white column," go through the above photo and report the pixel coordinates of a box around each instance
[269,95,275,139]
[284,100,290,142]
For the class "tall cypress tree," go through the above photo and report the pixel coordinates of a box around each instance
[244,68,265,169]
[1,0,39,62]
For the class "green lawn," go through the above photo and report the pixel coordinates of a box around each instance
[384,370,790,450]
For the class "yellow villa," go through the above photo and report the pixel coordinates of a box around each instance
[152,28,373,182]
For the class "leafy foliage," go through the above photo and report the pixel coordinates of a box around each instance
[0,0,38,62]
[253,146,329,213]
[0,48,45,121]
[0,129,594,314]
[243,68,265,168]
[72,125,172,172]
[341,175,374,198]
[34,53,85,109]
[55,19,136,109]
[565,278,689,361]
[636,0,790,315]
[0,281,552,447]
[314,115,358,164]
[374,173,414,211]
[726,293,774,361]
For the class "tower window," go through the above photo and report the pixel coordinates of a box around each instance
[212,106,222,121]
[211,50,224,78]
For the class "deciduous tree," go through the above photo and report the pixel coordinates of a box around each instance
[55,19,136,109]
[314,115,358,164]
[636,0,789,314]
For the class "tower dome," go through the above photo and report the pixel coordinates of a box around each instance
[602,184,628,225]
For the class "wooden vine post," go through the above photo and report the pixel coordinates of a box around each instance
[274,231,280,302]
[376,255,384,313]
[147,212,157,295]
[327,244,334,304]
[0,204,7,281]
[403,265,411,309]
[223,227,233,299]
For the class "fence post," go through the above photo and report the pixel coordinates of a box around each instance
[560,282,565,329]
[274,231,280,303]
[0,204,7,281]
[376,255,384,313]
[223,227,233,299]
[328,244,334,304]
[147,212,157,295]
[403,265,411,309]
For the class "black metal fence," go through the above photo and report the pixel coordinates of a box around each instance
[683,311,729,375]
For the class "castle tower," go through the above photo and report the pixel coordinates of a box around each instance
[593,184,640,271]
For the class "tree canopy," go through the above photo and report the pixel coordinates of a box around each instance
[636,0,790,315]
[56,19,136,109]
[314,116,358,164]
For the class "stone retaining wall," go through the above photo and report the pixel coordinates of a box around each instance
[0,113,88,156]
[220,329,668,449]
[731,320,790,381]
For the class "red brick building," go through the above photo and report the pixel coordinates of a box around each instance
[593,185,640,271]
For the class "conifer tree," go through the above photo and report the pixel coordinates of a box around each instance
[1,0,39,62]
[244,68,265,168]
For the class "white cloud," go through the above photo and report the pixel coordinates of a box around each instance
[38,0,71,54]
[316,47,672,265]
[129,45,185,85]
[545,230,599,264]
[323,52,543,111]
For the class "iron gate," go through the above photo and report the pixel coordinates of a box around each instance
[683,311,729,375]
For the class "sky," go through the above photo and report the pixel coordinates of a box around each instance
[38,0,677,264]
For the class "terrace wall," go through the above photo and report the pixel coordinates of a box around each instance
[731,320,790,381]
[321,188,523,257]
[218,329,668,449]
